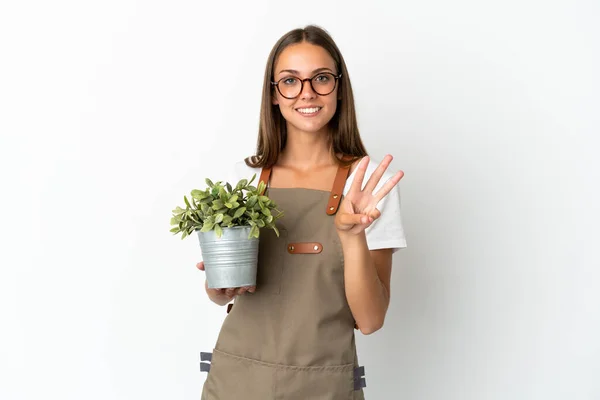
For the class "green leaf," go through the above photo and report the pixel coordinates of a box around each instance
[233,207,246,219]
[181,230,188,240]
[173,206,185,215]
[205,178,214,187]
[200,222,214,232]
[249,225,259,239]
[235,179,248,190]
[191,189,207,200]
[247,195,257,208]
[215,214,224,224]
[170,227,180,233]
[214,224,223,238]
[273,226,280,237]
[226,183,233,193]
[257,181,266,194]
[199,196,213,204]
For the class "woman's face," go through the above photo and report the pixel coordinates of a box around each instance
[272,42,339,135]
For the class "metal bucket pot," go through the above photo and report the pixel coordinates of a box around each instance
[197,226,259,289]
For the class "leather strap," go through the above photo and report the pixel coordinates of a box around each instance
[326,155,353,215]
[287,242,323,254]
[258,154,355,214]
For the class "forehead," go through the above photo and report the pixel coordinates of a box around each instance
[274,42,336,75]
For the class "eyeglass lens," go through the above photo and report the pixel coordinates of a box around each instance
[277,73,337,98]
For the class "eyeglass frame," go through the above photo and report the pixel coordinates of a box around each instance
[270,72,343,99]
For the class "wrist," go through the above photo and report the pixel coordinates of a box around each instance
[337,229,365,242]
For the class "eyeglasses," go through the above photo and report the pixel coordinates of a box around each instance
[271,72,342,99]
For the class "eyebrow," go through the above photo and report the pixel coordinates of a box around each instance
[277,67,335,76]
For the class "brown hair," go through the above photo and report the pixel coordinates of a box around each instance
[245,25,368,169]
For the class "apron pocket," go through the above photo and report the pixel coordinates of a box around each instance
[275,363,355,400]
[201,349,275,400]
[256,227,286,294]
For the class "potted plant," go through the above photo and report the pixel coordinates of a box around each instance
[170,174,283,289]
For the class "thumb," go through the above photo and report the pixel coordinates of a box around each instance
[337,213,370,229]
[196,261,205,271]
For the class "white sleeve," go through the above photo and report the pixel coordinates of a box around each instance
[364,181,407,254]
[344,158,407,254]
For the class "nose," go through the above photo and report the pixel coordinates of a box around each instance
[299,78,317,100]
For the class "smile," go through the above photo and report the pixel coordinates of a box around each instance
[295,107,322,116]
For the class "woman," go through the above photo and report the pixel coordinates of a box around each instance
[197,25,406,399]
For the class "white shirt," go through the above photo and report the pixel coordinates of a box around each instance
[225,157,407,254]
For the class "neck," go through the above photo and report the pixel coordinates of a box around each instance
[279,124,338,169]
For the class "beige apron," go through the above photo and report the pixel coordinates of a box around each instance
[201,160,367,399]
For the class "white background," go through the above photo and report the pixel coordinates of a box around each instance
[1,1,599,399]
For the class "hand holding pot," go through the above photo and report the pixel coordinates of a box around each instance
[196,261,256,306]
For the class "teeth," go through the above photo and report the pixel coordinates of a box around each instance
[297,107,321,114]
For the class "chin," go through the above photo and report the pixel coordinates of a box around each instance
[284,112,336,134]
[290,121,329,133]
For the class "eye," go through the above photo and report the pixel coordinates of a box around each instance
[314,74,331,83]
[281,77,298,85]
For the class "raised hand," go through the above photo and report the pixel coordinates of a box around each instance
[334,155,404,236]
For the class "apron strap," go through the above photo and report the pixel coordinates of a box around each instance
[258,154,355,215]
[326,155,353,215]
